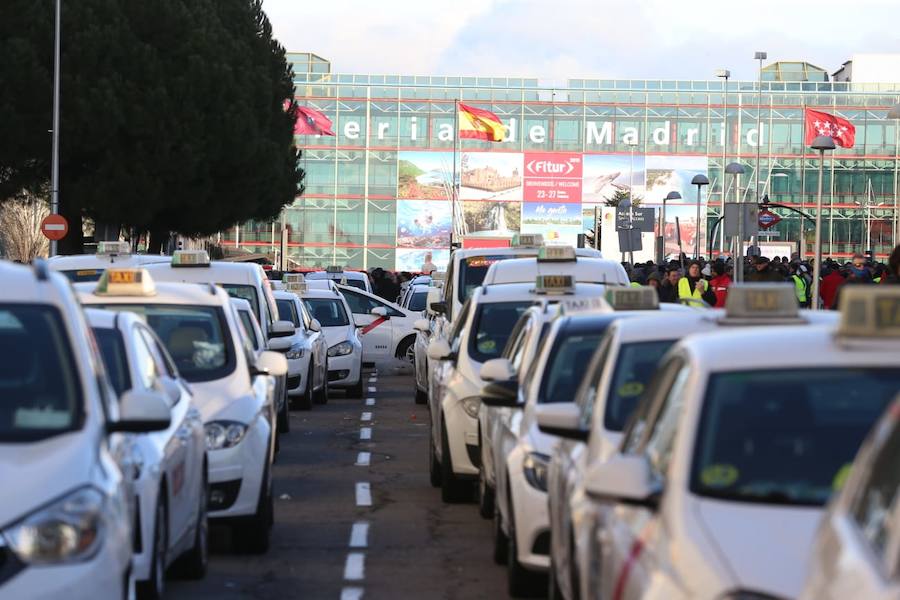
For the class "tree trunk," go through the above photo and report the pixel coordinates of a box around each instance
[147,228,169,255]
[57,194,83,255]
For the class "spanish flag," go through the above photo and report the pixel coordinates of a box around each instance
[458,102,506,142]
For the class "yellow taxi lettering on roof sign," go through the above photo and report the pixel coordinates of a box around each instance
[284,282,308,294]
[282,272,305,284]
[538,245,576,262]
[536,274,574,294]
[514,233,544,247]
[838,287,900,337]
[724,284,798,320]
[95,269,155,296]
[606,287,659,311]
[171,249,210,267]
[108,270,141,284]
[560,296,607,313]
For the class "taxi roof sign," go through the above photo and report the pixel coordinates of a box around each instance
[723,284,800,323]
[559,296,609,314]
[513,233,544,247]
[282,272,305,283]
[284,281,308,294]
[838,287,900,338]
[94,268,155,296]
[326,265,344,274]
[606,287,659,311]
[537,245,577,263]
[171,250,210,268]
[535,274,575,295]
[96,241,131,257]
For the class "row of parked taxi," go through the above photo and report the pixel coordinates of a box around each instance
[0,243,425,599]
[413,235,900,600]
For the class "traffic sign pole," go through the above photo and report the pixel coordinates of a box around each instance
[49,0,62,256]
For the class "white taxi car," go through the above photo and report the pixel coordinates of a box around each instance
[85,308,208,597]
[576,286,900,600]
[0,260,171,600]
[481,248,629,288]
[48,240,168,282]
[273,286,328,409]
[305,266,372,293]
[800,394,900,600]
[296,280,364,397]
[426,276,612,504]
[338,284,419,366]
[76,268,287,554]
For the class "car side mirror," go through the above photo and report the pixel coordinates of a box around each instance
[535,403,588,441]
[161,378,181,404]
[268,337,292,352]
[584,454,660,509]
[371,306,389,318]
[253,350,288,378]
[426,338,453,361]
[479,380,520,408]
[479,358,515,382]
[108,390,171,433]
[309,318,322,333]
[413,318,430,333]
[429,300,447,315]
[269,320,295,339]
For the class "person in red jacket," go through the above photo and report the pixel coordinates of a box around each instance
[708,261,732,307]
[819,264,846,310]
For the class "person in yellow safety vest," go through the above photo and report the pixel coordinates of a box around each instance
[678,260,718,306]
[790,263,811,307]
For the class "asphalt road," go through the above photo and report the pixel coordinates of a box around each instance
[169,365,508,600]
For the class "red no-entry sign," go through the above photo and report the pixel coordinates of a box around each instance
[40,214,69,241]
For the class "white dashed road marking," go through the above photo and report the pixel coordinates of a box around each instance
[360,427,372,440]
[356,482,372,506]
[361,412,372,421]
[365,398,375,406]
[340,587,364,600]
[349,522,369,548]
[367,386,376,393]
[344,553,366,580]
[356,452,370,466]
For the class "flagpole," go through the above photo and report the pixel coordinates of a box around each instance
[452,99,459,248]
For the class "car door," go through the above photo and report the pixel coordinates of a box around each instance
[297,298,326,390]
[132,324,194,546]
[340,287,397,362]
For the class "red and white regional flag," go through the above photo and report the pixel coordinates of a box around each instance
[290,104,336,136]
[804,108,855,148]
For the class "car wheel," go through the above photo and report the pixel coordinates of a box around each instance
[232,457,273,554]
[293,365,314,411]
[492,500,508,565]
[172,468,209,579]
[440,419,470,503]
[396,336,415,364]
[428,431,442,488]
[136,494,168,600]
[507,489,547,597]
[415,386,427,405]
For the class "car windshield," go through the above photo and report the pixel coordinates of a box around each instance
[276,298,300,327]
[93,304,235,383]
[459,255,523,303]
[690,368,900,507]
[342,279,367,291]
[303,298,350,327]
[468,301,531,363]
[220,284,259,319]
[539,330,606,404]
[92,327,132,396]
[0,305,83,441]
[604,340,675,431]
[59,268,104,282]
[409,291,428,312]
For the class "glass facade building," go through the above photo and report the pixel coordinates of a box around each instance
[224,53,900,271]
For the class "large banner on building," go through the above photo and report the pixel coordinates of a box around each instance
[396,199,452,248]
[397,151,454,200]
[643,156,708,258]
[459,152,522,240]
[521,152,583,245]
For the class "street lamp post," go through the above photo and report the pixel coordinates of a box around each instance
[725,162,746,281]
[811,135,836,310]
[715,68,731,256]
[627,140,638,264]
[659,191,682,264]
[752,52,767,251]
[888,104,900,247]
[49,0,62,257]
[691,174,710,259]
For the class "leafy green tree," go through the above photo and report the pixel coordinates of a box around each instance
[604,189,643,207]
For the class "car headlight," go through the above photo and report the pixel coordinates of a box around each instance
[4,486,105,565]
[523,452,550,492]
[205,421,248,450]
[286,343,305,360]
[328,341,353,357]
[461,396,481,418]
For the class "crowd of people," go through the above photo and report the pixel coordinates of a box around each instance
[626,245,900,308]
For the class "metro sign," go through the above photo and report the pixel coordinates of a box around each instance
[758,209,781,230]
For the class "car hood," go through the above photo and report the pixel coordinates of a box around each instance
[0,431,95,526]
[189,372,263,424]
[322,325,353,348]
[694,497,821,598]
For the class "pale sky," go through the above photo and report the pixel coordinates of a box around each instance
[263,0,899,81]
